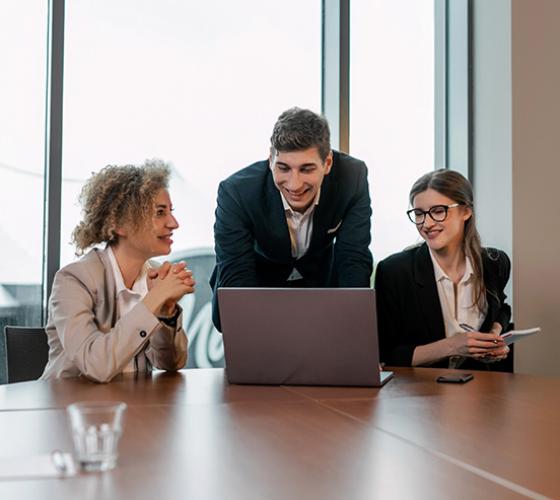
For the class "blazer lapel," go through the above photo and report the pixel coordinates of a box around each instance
[93,248,119,328]
[480,253,499,332]
[309,165,339,252]
[413,244,446,341]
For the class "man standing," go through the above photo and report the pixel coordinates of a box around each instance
[210,107,373,331]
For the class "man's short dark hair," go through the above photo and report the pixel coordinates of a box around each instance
[270,107,331,161]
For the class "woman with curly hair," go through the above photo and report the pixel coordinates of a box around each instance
[375,169,512,371]
[41,160,194,382]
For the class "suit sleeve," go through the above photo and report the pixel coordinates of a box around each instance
[211,180,260,330]
[145,306,188,371]
[333,164,373,287]
[50,269,162,383]
[213,180,259,286]
[375,261,416,366]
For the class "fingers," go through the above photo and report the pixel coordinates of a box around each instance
[155,262,191,280]
[467,343,505,353]
[165,270,195,286]
[164,267,196,294]
[466,334,506,356]
[467,331,503,342]
[489,321,503,335]
[156,261,172,280]
[170,261,187,274]
[166,262,192,284]
[488,345,510,358]
[150,261,185,280]
[466,332,505,350]
[168,281,195,300]
[467,341,504,353]
[161,265,195,288]
[176,269,193,280]
[472,345,510,360]
[183,278,196,288]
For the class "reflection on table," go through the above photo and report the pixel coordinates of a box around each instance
[0,367,558,499]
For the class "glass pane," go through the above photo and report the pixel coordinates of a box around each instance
[350,0,435,262]
[61,0,321,367]
[0,2,48,382]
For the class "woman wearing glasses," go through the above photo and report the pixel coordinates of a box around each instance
[41,160,195,382]
[375,169,512,370]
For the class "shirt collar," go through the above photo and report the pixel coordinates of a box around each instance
[105,246,149,296]
[461,255,475,284]
[428,248,474,284]
[279,189,321,217]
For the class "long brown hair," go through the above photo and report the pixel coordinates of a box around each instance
[409,169,486,310]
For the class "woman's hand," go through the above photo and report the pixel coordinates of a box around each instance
[148,261,195,288]
[144,261,196,316]
[412,324,510,367]
[477,344,510,362]
[473,322,510,361]
[447,330,506,359]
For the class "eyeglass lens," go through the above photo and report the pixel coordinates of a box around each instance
[409,205,448,224]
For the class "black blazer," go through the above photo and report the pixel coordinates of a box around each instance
[210,150,373,331]
[375,243,512,371]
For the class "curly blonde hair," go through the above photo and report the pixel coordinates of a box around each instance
[72,159,171,254]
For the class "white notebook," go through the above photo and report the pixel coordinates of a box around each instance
[501,327,541,346]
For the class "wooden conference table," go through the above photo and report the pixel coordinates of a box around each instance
[0,368,558,500]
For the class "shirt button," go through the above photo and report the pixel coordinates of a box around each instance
[139,330,147,338]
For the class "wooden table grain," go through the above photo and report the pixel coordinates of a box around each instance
[0,368,557,499]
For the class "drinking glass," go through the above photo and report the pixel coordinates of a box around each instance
[67,401,127,472]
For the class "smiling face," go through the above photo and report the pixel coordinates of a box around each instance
[270,147,332,213]
[115,189,178,260]
[412,188,472,254]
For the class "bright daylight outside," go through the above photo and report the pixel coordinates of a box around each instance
[1,0,433,368]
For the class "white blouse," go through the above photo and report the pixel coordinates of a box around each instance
[429,249,487,338]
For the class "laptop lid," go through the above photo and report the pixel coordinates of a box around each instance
[218,288,393,387]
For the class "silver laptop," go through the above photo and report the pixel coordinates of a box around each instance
[218,288,393,387]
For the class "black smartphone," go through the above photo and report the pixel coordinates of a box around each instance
[436,373,474,384]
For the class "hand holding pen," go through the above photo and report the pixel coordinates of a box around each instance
[446,323,505,359]
[458,323,509,361]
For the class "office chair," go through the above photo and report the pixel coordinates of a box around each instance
[3,326,49,383]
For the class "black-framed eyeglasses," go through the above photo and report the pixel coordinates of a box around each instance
[406,203,462,225]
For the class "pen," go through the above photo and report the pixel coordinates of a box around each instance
[459,323,498,344]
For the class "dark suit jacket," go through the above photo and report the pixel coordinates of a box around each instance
[210,150,373,331]
[375,243,512,371]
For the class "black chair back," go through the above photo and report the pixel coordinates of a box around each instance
[3,326,49,383]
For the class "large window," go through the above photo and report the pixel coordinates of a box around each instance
[60,0,321,266]
[0,2,48,381]
[350,0,435,262]
[60,0,321,366]
[0,0,444,377]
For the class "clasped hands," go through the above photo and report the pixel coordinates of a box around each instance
[143,261,196,317]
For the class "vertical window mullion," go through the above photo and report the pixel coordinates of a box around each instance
[322,0,350,153]
[43,0,65,322]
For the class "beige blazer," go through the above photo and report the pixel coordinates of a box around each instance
[41,249,188,382]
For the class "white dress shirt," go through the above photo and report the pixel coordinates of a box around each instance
[280,190,321,281]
